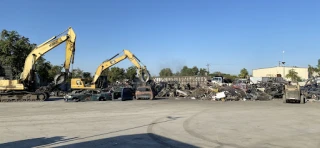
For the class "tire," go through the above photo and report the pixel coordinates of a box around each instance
[37,93,46,101]
[300,95,305,104]
[99,97,106,101]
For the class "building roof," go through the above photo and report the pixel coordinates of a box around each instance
[253,66,307,70]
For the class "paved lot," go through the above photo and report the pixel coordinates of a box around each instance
[0,98,320,148]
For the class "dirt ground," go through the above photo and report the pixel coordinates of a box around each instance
[0,98,320,148]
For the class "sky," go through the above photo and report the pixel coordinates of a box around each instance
[1,0,319,76]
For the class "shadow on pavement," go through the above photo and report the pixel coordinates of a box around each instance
[46,97,64,101]
[153,97,170,100]
[0,116,192,148]
[0,136,65,148]
[0,134,197,148]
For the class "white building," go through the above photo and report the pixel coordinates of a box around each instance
[252,66,309,81]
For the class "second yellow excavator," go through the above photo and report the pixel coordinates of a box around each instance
[71,49,150,90]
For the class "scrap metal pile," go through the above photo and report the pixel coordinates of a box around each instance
[153,79,286,101]
[301,77,320,101]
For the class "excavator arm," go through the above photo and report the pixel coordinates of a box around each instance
[21,27,76,85]
[92,49,150,84]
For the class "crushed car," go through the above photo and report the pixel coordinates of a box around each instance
[135,85,155,100]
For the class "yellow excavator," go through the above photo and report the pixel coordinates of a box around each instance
[0,27,76,102]
[71,49,150,90]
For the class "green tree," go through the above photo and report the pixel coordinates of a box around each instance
[209,71,238,82]
[199,68,208,76]
[35,57,52,84]
[159,68,173,77]
[180,66,189,76]
[82,72,91,78]
[101,68,110,76]
[307,59,320,77]
[180,66,195,76]
[108,67,125,83]
[286,69,302,82]
[82,72,92,82]
[72,68,84,78]
[211,71,223,76]
[48,65,63,81]
[308,65,317,77]
[0,29,36,77]
[238,68,249,78]
[191,66,199,75]
[126,66,137,80]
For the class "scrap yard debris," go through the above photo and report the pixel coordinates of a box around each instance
[152,77,287,101]
[63,75,320,103]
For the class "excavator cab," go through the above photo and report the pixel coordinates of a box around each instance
[71,76,107,90]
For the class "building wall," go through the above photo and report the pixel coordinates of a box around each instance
[252,66,308,81]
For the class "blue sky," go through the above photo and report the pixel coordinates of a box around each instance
[1,0,319,76]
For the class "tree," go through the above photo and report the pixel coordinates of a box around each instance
[180,66,195,76]
[191,66,199,75]
[82,72,92,82]
[72,68,83,78]
[308,65,317,77]
[126,66,137,80]
[101,68,110,76]
[307,59,320,77]
[0,29,36,77]
[159,68,173,77]
[209,71,238,82]
[199,68,208,76]
[238,68,249,78]
[108,67,125,83]
[286,69,302,82]
[48,65,63,81]
[82,72,91,78]
[35,57,52,84]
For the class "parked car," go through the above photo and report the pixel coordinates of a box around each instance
[112,87,135,101]
[64,90,112,102]
[135,86,155,100]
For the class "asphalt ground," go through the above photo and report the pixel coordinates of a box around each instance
[1,98,320,148]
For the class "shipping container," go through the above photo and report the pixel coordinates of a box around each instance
[152,76,210,86]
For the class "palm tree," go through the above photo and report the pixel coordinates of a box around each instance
[286,69,301,82]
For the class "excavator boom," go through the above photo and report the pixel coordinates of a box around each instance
[21,27,76,83]
[92,49,149,84]
[71,49,149,90]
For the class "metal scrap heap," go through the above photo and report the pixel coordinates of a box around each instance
[154,80,274,101]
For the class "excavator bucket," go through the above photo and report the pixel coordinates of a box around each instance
[139,69,150,82]
[54,72,68,85]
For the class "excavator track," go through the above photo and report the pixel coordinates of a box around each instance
[0,91,50,102]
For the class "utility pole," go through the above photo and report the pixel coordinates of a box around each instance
[282,51,285,79]
[206,64,210,74]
